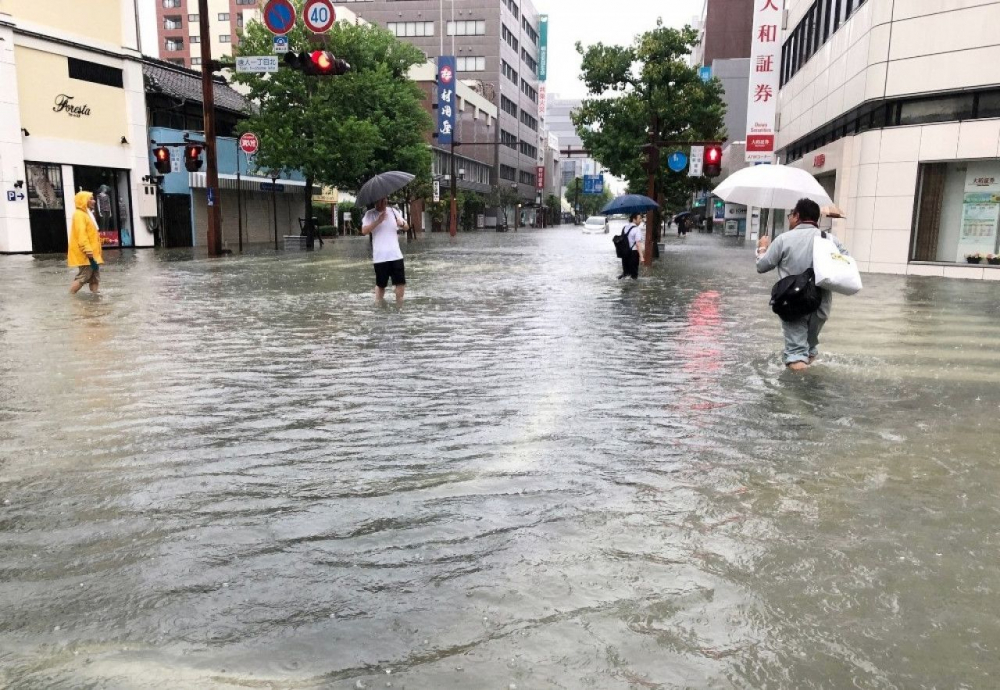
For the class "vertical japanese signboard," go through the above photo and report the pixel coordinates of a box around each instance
[536,165,545,191]
[538,15,549,121]
[746,0,781,163]
[437,56,457,146]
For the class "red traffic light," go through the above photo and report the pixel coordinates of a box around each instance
[184,144,204,172]
[153,146,171,174]
[285,51,350,76]
[704,144,723,177]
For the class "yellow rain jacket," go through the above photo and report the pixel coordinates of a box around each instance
[67,191,103,267]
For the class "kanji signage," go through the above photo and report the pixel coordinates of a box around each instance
[746,0,781,163]
[437,56,457,146]
[536,166,545,190]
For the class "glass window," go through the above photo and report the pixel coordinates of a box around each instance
[190,35,200,43]
[72,166,134,249]
[218,13,230,21]
[977,91,1000,118]
[188,14,199,22]
[899,95,975,126]
[191,57,202,66]
[220,35,231,43]
[912,161,1000,263]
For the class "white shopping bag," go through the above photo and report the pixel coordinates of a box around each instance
[813,231,862,295]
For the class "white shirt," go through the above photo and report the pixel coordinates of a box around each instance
[363,207,404,264]
[627,223,645,249]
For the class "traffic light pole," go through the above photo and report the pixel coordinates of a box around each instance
[198,0,222,256]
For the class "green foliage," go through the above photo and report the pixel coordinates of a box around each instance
[317,225,337,237]
[485,185,521,227]
[544,194,561,223]
[572,21,727,211]
[231,4,433,193]
[459,192,485,231]
[564,177,612,217]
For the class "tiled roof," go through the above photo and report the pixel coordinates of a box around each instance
[143,59,251,114]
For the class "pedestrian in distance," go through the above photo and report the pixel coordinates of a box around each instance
[67,190,103,295]
[677,215,688,237]
[756,197,849,371]
[617,212,646,280]
[361,197,409,305]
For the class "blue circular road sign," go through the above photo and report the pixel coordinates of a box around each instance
[263,0,296,36]
[667,151,688,173]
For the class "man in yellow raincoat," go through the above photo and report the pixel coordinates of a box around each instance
[67,190,103,294]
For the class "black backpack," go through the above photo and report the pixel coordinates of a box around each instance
[770,268,821,322]
[613,224,633,258]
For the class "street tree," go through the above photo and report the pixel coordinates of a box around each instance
[564,177,612,218]
[545,194,562,225]
[572,22,726,251]
[232,4,433,246]
[486,185,521,230]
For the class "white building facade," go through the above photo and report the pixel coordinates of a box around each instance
[0,0,153,254]
[777,0,1000,279]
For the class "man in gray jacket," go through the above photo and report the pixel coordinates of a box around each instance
[755,198,849,371]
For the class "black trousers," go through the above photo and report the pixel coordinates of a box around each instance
[620,249,639,279]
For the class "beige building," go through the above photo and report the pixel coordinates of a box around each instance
[0,0,154,253]
[777,0,1000,280]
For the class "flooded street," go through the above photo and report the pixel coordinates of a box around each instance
[2,228,1000,689]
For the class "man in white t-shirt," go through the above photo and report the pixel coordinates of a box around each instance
[361,197,409,304]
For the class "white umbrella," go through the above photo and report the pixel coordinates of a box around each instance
[712,164,833,209]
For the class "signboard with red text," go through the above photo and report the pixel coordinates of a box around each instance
[746,0,781,163]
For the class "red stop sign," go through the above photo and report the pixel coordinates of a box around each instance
[239,132,259,155]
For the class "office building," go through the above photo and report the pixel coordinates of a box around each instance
[777,0,1000,279]
[344,0,544,203]
[156,0,260,68]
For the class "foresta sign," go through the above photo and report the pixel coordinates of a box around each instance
[52,94,92,118]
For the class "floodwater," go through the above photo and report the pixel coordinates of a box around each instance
[2,228,1000,689]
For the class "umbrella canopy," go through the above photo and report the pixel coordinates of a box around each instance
[712,164,833,209]
[673,211,692,221]
[600,194,659,216]
[822,204,846,219]
[356,171,416,207]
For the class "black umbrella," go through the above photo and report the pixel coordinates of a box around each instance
[673,211,692,222]
[356,171,416,207]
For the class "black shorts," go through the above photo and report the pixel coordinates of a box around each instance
[374,259,406,289]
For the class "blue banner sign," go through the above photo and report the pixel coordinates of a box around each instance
[699,65,712,82]
[437,56,458,146]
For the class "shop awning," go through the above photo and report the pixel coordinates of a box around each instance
[188,173,320,196]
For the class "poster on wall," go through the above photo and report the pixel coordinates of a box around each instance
[957,163,1000,260]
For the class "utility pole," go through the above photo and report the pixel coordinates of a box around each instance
[644,112,660,267]
[449,138,458,236]
[197,0,222,256]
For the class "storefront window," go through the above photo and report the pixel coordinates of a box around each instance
[912,161,1000,263]
[73,166,134,248]
[26,163,68,254]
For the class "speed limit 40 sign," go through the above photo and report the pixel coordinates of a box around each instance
[303,0,336,33]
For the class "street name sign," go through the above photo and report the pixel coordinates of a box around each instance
[583,174,604,194]
[236,56,279,74]
[303,0,336,33]
[239,132,260,155]
[263,0,296,36]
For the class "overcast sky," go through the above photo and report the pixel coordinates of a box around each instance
[138,0,704,91]
[542,0,703,99]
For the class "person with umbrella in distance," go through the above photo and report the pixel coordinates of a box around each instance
[357,171,415,305]
[618,212,646,280]
[361,197,409,304]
